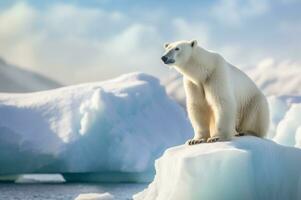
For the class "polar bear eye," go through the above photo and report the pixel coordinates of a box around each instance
[175,47,180,51]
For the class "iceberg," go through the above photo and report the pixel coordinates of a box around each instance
[267,96,301,147]
[75,193,114,200]
[0,73,193,180]
[134,136,301,200]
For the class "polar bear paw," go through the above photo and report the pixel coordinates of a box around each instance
[235,132,245,137]
[207,136,220,143]
[186,138,206,145]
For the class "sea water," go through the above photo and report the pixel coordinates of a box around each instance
[0,183,146,200]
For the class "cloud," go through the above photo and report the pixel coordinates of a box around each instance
[0,2,36,39]
[171,18,209,46]
[0,2,214,84]
[0,1,299,86]
[279,0,300,4]
[211,0,269,26]
[0,3,164,83]
[247,58,301,96]
[0,3,39,67]
[43,4,126,38]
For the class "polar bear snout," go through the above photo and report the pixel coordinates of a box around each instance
[161,56,168,63]
[161,55,175,64]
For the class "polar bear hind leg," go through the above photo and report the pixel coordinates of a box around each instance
[238,94,269,138]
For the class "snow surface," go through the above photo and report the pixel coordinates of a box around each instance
[75,193,114,200]
[0,72,192,176]
[134,136,301,200]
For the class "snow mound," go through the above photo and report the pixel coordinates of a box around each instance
[134,136,301,200]
[267,96,301,148]
[0,72,192,176]
[75,193,114,200]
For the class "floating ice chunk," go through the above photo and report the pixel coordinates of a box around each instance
[15,174,65,183]
[75,193,114,200]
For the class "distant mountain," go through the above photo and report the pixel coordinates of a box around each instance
[0,58,61,93]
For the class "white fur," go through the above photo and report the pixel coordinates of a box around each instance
[162,40,269,142]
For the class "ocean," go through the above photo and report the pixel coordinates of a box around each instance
[0,183,146,200]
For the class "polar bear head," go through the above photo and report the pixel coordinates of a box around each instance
[161,40,197,67]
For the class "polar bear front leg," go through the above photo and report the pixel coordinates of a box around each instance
[184,78,210,145]
[203,68,237,143]
[186,102,210,145]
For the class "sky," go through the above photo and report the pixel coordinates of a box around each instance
[0,0,300,84]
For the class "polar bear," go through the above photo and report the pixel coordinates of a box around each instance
[161,40,269,144]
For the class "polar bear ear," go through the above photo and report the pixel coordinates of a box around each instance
[190,40,197,48]
[164,43,169,48]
